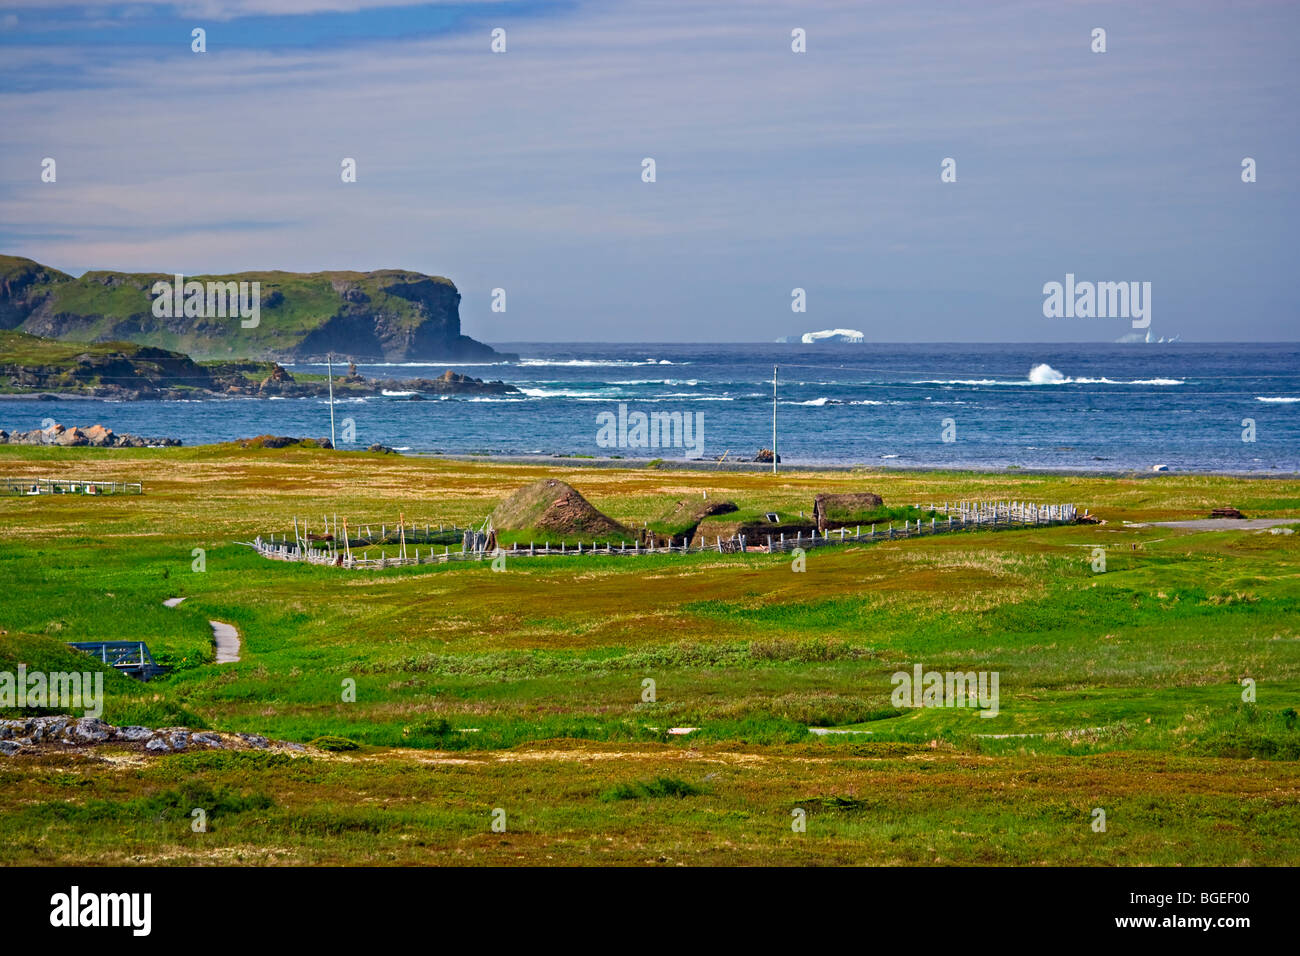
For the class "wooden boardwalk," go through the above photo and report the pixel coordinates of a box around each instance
[66,641,167,680]
[244,500,1081,570]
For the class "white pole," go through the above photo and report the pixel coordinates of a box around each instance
[772,364,778,475]
[326,352,337,449]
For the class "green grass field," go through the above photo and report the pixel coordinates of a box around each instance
[1,444,1297,864]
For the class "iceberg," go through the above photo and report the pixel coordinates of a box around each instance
[799,328,865,344]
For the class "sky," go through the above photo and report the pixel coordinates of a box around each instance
[0,0,1296,343]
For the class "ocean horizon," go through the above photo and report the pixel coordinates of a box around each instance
[2,341,1295,473]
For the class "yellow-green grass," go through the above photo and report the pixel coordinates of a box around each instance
[0,443,1297,864]
[1,745,1296,865]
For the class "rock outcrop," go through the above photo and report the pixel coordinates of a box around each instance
[1,328,521,400]
[234,435,333,449]
[0,423,181,447]
[0,715,309,756]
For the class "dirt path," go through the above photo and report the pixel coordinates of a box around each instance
[1129,517,1299,531]
[210,620,241,663]
[164,597,240,663]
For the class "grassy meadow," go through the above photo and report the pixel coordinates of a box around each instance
[1,443,1298,865]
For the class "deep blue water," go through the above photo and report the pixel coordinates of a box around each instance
[2,343,1297,472]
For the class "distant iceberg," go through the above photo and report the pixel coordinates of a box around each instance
[1116,330,1181,344]
[798,328,865,344]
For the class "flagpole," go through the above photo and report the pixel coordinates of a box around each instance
[327,352,336,449]
[772,364,778,475]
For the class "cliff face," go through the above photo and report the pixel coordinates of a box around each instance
[0,256,512,363]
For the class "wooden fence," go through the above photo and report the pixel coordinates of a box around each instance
[2,477,143,496]
[244,500,1081,570]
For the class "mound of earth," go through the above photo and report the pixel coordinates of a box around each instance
[645,496,738,546]
[693,515,816,549]
[490,479,629,537]
[657,496,738,528]
[812,492,885,531]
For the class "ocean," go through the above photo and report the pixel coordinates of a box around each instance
[2,343,1297,473]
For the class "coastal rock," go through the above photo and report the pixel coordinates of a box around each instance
[236,435,333,450]
[2,325,522,401]
[0,423,180,447]
[0,741,21,756]
[258,362,295,395]
[370,370,518,397]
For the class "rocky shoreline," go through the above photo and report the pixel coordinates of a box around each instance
[2,360,520,402]
[0,423,181,447]
[247,364,519,400]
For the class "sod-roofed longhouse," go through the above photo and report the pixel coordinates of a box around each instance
[644,497,738,547]
[690,511,817,549]
[812,492,885,531]
[489,478,631,539]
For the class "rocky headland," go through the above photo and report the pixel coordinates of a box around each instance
[0,329,521,401]
[0,254,516,363]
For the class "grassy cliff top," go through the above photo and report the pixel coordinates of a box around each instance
[0,255,453,289]
[0,254,473,362]
[0,328,178,366]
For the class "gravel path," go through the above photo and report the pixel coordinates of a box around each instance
[210,620,241,663]
[1130,517,1299,531]
[164,597,240,663]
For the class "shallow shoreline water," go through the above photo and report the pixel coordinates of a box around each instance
[2,342,1296,473]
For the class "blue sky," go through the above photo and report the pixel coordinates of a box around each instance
[0,0,1295,342]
